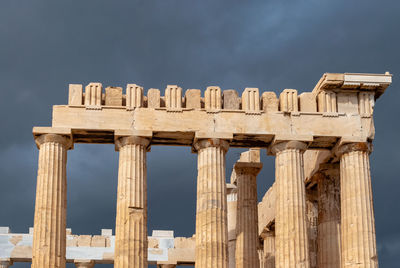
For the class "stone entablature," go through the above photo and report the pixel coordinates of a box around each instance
[0,228,194,266]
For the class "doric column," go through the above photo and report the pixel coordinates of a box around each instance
[261,231,275,268]
[336,142,378,267]
[270,141,310,268]
[32,134,72,268]
[114,136,150,268]
[316,163,341,268]
[194,138,229,268]
[74,260,95,268]
[227,184,238,268]
[0,259,13,268]
[234,162,262,268]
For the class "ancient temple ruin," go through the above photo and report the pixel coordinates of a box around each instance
[0,72,392,267]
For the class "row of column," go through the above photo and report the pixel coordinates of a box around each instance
[30,133,378,268]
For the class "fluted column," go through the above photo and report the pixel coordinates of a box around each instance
[227,184,238,268]
[194,138,229,268]
[261,231,275,268]
[114,136,150,268]
[336,142,378,267]
[32,134,72,268]
[234,162,262,268]
[0,259,13,268]
[271,141,310,268]
[74,260,95,268]
[317,164,341,268]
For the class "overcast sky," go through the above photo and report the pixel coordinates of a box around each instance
[0,0,399,267]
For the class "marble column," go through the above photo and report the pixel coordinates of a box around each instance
[337,142,378,267]
[74,260,94,268]
[194,138,229,268]
[227,184,238,268]
[0,259,13,268]
[32,134,72,268]
[316,164,341,268]
[271,141,310,268]
[261,231,275,268]
[234,162,262,268]
[114,136,150,268]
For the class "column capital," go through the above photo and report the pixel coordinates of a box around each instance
[268,140,308,155]
[115,135,151,151]
[74,259,94,268]
[335,142,372,157]
[34,133,73,150]
[234,162,263,175]
[192,138,229,153]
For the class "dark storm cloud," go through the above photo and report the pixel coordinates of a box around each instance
[1,0,399,267]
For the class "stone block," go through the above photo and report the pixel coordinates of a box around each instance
[152,230,174,237]
[29,227,34,234]
[261,92,279,112]
[279,89,298,112]
[91,235,106,247]
[67,235,78,247]
[205,86,222,110]
[126,84,143,108]
[242,88,260,113]
[148,237,159,248]
[84,83,102,106]
[147,88,161,108]
[223,89,240,109]
[299,92,317,112]
[317,91,337,113]
[66,228,72,235]
[165,85,182,109]
[68,84,83,105]
[105,87,122,106]
[101,229,112,236]
[337,92,358,114]
[0,227,10,234]
[359,92,374,116]
[77,235,92,247]
[185,89,201,109]
[239,148,260,163]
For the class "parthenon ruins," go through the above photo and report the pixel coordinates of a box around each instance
[0,72,392,267]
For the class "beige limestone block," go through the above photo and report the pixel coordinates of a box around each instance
[205,86,222,110]
[68,84,83,105]
[262,231,275,268]
[358,92,374,116]
[317,91,337,113]
[337,92,358,114]
[126,84,144,108]
[241,88,260,113]
[194,139,229,268]
[223,89,240,110]
[114,136,150,268]
[91,235,106,247]
[185,89,201,109]
[67,235,78,247]
[147,88,161,108]
[165,85,182,110]
[271,141,310,268]
[234,162,262,268]
[337,142,378,267]
[105,87,122,106]
[84,83,102,106]
[32,134,72,268]
[77,235,92,247]
[74,260,94,268]
[316,164,341,268]
[0,259,13,268]
[227,184,237,268]
[299,92,316,112]
[261,92,279,112]
[279,89,298,112]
